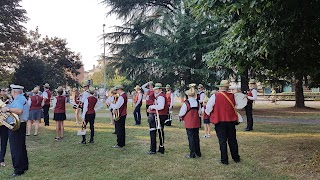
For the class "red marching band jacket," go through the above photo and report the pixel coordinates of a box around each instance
[54,96,66,113]
[181,100,201,129]
[86,96,98,115]
[119,93,128,117]
[149,92,168,115]
[210,92,237,124]
[134,91,142,105]
[30,95,43,110]
[165,91,172,107]
[146,89,155,105]
[44,90,52,106]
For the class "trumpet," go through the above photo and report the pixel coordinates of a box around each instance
[0,95,20,131]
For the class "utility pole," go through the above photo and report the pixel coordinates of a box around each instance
[103,24,106,95]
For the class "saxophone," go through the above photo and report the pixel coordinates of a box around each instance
[0,94,21,131]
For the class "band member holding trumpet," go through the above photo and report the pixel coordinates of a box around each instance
[109,85,127,148]
[133,85,142,125]
[80,87,102,144]
[0,88,9,167]
[142,81,155,117]
[27,87,43,136]
[165,84,174,126]
[179,86,202,158]
[244,79,258,131]
[205,80,240,165]
[1,84,30,177]
[147,83,168,154]
[53,86,67,140]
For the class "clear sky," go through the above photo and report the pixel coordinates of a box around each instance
[20,0,121,71]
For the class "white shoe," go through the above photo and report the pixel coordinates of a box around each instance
[207,134,211,138]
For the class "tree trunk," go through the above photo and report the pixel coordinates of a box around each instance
[294,73,305,108]
[241,68,249,92]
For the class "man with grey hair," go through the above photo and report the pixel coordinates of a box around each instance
[1,84,30,177]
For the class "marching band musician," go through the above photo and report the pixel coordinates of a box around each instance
[106,88,116,126]
[53,86,67,140]
[0,88,9,167]
[80,81,91,108]
[1,84,30,177]
[147,83,168,154]
[164,84,174,126]
[197,84,205,107]
[142,81,155,117]
[244,79,258,131]
[27,87,43,136]
[42,83,52,126]
[109,85,127,148]
[80,87,102,144]
[72,88,81,125]
[133,85,142,125]
[179,86,202,158]
[205,80,240,165]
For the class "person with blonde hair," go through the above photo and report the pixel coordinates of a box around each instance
[27,87,43,136]
[202,96,211,138]
[179,86,202,158]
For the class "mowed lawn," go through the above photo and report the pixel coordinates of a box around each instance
[0,103,319,180]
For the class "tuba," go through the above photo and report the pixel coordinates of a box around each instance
[0,94,21,131]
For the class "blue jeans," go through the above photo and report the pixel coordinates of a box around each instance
[133,104,141,124]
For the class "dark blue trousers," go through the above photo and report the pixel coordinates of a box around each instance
[133,104,141,124]
[9,122,28,174]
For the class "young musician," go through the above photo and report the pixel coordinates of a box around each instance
[1,84,30,177]
[142,81,155,117]
[197,84,205,107]
[109,85,127,148]
[164,84,174,126]
[245,79,258,131]
[133,85,142,125]
[179,86,202,158]
[80,87,103,144]
[205,80,240,165]
[80,81,90,108]
[202,97,211,138]
[27,87,43,136]
[42,83,51,126]
[72,88,81,125]
[147,83,168,154]
[53,86,67,140]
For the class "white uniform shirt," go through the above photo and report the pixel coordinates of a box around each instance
[135,92,143,106]
[82,95,103,119]
[141,83,149,95]
[149,92,165,110]
[198,91,205,103]
[179,97,201,117]
[248,89,258,101]
[81,91,90,103]
[110,92,125,110]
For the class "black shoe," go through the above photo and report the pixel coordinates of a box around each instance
[220,161,229,165]
[79,141,86,144]
[112,132,116,134]
[185,154,195,158]
[88,140,94,143]
[12,172,24,177]
[146,151,156,155]
[157,147,165,154]
[245,128,253,131]
[234,159,241,163]
[196,153,202,157]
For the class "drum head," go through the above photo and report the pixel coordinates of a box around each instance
[234,93,247,109]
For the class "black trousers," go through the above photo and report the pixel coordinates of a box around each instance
[148,113,166,153]
[186,128,201,157]
[215,122,240,163]
[82,113,95,142]
[115,115,126,147]
[42,104,50,126]
[9,122,28,174]
[165,107,172,126]
[133,104,141,125]
[0,125,9,163]
[245,103,253,130]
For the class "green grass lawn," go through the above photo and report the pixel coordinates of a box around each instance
[0,104,319,179]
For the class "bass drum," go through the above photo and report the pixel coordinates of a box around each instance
[234,93,247,109]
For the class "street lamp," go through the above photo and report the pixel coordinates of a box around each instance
[103,24,106,95]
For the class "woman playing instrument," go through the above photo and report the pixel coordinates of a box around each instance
[106,88,116,125]
[53,86,67,140]
[179,86,202,158]
[27,87,43,136]
[202,96,211,138]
